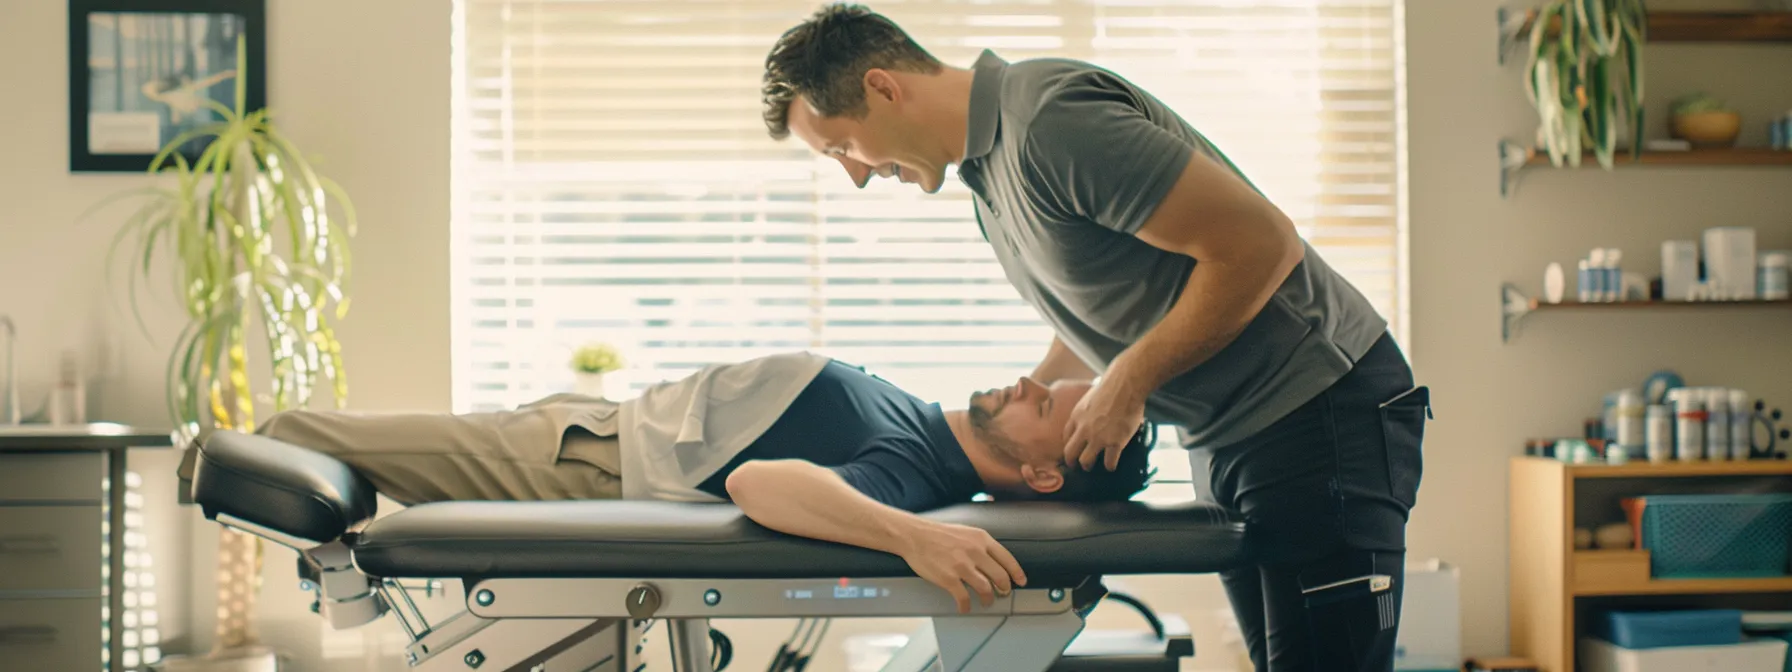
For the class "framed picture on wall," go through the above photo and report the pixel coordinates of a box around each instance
[68,0,266,173]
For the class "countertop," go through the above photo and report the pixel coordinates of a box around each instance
[0,422,175,450]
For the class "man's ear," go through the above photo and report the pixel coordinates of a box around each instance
[863,69,901,104]
[1019,463,1064,494]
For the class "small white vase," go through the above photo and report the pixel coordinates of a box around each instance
[574,371,607,398]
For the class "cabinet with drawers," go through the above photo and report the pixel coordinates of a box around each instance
[0,425,172,672]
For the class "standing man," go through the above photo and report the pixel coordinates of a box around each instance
[759,4,1430,671]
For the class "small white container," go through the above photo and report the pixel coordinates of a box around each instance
[1615,388,1645,449]
[1703,227,1758,300]
[1730,389,1754,460]
[1760,251,1789,300]
[1706,388,1731,461]
[1646,405,1674,464]
[1662,240,1700,301]
[1580,636,1788,672]
[1670,389,1705,462]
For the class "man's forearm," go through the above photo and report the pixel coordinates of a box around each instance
[725,460,928,555]
[1031,336,1096,384]
[1107,237,1303,401]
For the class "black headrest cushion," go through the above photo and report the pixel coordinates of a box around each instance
[191,430,378,544]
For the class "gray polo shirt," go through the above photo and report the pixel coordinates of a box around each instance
[954,50,1389,451]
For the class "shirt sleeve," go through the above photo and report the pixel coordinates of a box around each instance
[830,443,954,513]
[1020,75,1194,236]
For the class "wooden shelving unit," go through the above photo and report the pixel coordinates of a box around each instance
[1495,9,1792,196]
[1499,283,1792,343]
[1510,456,1792,672]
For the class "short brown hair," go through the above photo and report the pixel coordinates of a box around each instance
[1041,423,1159,503]
[761,3,943,140]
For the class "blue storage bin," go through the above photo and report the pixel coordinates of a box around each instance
[1591,609,1743,649]
[1629,493,1792,578]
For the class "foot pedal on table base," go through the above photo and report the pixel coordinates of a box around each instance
[1048,628,1193,671]
[1047,588,1192,672]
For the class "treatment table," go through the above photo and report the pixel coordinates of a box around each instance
[187,430,1251,672]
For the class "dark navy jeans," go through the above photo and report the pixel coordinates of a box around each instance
[1183,332,1429,672]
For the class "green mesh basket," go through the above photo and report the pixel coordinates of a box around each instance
[1634,493,1792,579]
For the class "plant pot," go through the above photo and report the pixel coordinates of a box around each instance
[574,371,608,398]
[1671,111,1742,147]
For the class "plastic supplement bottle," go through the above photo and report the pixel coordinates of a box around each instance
[1646,405,1674,464]
[1670,389,1706,462]
[1731,389,1754,460]
[1614,388,1645,455]
[1706,388,1731,461]
[1762,252,1789,301]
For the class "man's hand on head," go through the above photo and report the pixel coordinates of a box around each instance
[1063,376,1147,471]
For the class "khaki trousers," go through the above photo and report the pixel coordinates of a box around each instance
[239,402,624,505]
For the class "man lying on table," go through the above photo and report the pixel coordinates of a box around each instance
[176,350,1155,612]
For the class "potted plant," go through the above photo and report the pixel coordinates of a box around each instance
[1521,0,1650,169]
[569,342,625,398]
[97,35,353,667]
[1669,92,1742,148]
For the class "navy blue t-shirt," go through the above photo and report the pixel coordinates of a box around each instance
[695,359,985,512]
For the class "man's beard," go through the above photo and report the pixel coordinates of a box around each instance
[968,391,995,431]
[966,391,1019,459]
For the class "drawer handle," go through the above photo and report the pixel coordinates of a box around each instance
[0,626,56,645]
[0,536,58,555]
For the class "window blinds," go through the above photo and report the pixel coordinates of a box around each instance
[450,0,1404,434]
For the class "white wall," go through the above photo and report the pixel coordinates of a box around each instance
[1406,0,1792,660]
[7,0,1792,669]
[0,0,450,666]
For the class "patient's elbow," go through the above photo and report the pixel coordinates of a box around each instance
[724,462,772,504]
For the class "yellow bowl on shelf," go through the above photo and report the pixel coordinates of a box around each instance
[1671,111,1742,147]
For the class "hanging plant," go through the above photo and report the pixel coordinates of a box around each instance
[1524,0,1650,169]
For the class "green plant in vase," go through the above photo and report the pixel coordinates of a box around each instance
[97,35,353,661]
[1523,0,1650,169]
[570,342,625,398]
[1668,92,1742,147]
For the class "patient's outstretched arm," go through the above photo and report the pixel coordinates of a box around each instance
[725,459,1028,613]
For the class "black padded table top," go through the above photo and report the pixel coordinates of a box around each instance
[350,498,1249,580]
[190,428,1251,582]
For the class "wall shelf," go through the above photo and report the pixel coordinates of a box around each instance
[1499,141,1792,198]
[1499,9,1792,61]
[1501,282,1792,343]
[1526,148,1792,167]
[1650,11,1792,42]
[1495,8,1792,197]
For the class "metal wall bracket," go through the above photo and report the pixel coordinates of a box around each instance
[1501,282,1537,343]
[1500,139,1536,199]
[1497,5,1541,66]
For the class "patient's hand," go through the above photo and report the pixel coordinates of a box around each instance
[899,521,1028,613]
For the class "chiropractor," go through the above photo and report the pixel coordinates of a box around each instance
[759,4,1430,671]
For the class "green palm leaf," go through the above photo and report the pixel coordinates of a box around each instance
[98,32,354,439]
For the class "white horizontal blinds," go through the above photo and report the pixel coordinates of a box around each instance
[1083,0,1402,329]
[451,0,1403,418]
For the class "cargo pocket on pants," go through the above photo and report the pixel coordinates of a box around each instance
[1379,386,1430,510]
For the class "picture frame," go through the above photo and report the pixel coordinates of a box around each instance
[68,0,266,173]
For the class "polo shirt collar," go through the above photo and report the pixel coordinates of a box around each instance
[962,49,1007,162]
